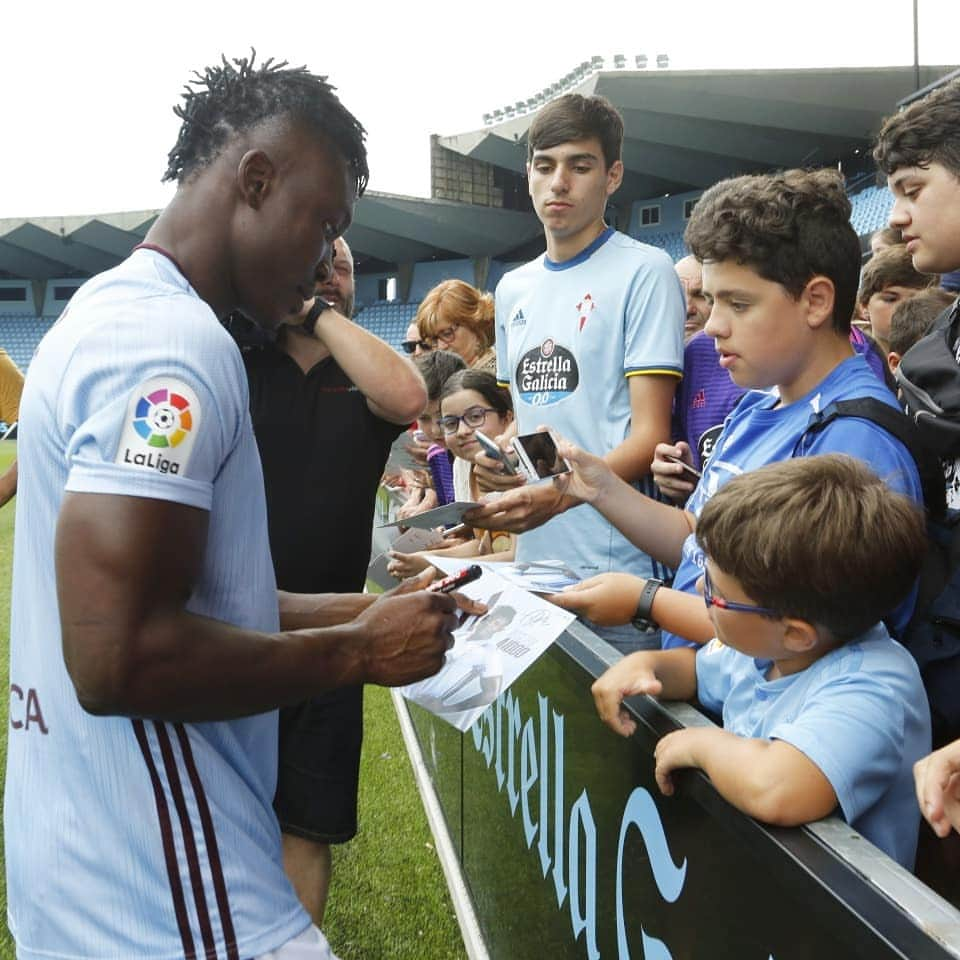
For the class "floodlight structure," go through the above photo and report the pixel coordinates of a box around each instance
[483,113,493,126]
[614,54,626,69]
[591,55,604,71]
[656,53,670,69]
[636,54,648,69]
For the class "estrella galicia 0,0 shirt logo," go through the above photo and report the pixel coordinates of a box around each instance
[516,339,580,406]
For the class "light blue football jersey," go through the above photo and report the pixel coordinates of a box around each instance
[495,228,684,583]
[5,249,309,959]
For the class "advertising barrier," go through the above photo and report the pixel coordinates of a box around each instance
[400,620,960,960]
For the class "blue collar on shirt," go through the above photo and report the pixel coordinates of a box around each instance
[543,226,614,272]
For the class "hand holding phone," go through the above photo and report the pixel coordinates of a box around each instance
[511,431,572,482]
[662,452,702,479]
[475,431,517,475]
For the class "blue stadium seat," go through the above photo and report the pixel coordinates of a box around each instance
[353,301,421,352]
[631,231,687,262]
[0,315,57,372]
[849,185,894,237]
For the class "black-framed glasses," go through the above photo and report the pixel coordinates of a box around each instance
[702,567,779,618]
[438,406,499,435]
[400,339,433,354]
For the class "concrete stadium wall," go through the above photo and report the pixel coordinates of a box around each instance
[629,188,702,237]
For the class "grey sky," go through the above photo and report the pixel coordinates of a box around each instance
[2,0,956,218]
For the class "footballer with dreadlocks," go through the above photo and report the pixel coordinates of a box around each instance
[5,53,473,960]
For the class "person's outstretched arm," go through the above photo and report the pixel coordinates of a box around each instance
[57,492,464,722]
[466,375,677,536]
[654,728,837,827]
[550,572,714,642]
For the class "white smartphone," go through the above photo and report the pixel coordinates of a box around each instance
[475,430,517,475]
[510,431,571,482]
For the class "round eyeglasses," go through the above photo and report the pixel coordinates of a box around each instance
[438,406,499,435]
[421,324,460,349]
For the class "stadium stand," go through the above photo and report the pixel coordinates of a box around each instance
[353,300,420,352]
[0,315,56,372]
[634,230,686,261]
[849,184,895,237]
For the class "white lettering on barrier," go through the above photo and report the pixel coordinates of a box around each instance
[469,689,780,959]
[472,689,681,957]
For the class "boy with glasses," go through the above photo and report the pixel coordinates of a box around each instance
[593,455,930,869]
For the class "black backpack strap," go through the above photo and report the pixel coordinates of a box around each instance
[795,397,946,518]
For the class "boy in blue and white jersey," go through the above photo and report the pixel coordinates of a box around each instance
[472,94,684,651]
[594,455,930,869]
[4,55,465,960]
[549,168,921,650]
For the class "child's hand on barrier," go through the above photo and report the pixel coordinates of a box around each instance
[590,651,664,737]
[915,739,960,838]
[654,728,702,796]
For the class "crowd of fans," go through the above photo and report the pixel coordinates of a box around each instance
[381,81,960,882]
[5,52,960,960]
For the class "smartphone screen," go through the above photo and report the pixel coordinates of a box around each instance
[513,432,570,480]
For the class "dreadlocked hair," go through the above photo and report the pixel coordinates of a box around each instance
[163,51,369,196]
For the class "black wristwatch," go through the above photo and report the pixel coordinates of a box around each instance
[301,297,336,336]
[631,578,664,632]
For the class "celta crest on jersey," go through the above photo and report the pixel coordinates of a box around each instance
[116,376,201,476]
[516,338,579,406]
[577,293,595,331]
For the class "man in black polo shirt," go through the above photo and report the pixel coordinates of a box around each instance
[244,236,426,925]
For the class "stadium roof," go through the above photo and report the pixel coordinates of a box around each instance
[2,63,957,284]
[439,64,959,210]
[0,191,544,282]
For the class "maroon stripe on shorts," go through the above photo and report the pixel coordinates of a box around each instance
[154,721,217,959]
[175,723,240,960]
[132,719,197,960]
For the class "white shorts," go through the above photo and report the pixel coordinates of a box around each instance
[255,925,340,960]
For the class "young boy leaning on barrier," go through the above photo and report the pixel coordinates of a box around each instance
[548,167,923,647]
[592,455,931,869]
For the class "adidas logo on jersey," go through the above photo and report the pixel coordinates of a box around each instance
[510,308,526,327]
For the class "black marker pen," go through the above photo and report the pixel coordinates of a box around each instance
[428,564,483,594]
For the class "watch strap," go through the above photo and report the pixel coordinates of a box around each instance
[301,297,335,336]
[631,578,664,631]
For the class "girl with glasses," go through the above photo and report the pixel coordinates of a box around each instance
[387,370,515,578]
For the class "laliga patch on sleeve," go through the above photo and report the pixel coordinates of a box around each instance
[115,377,201,477]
